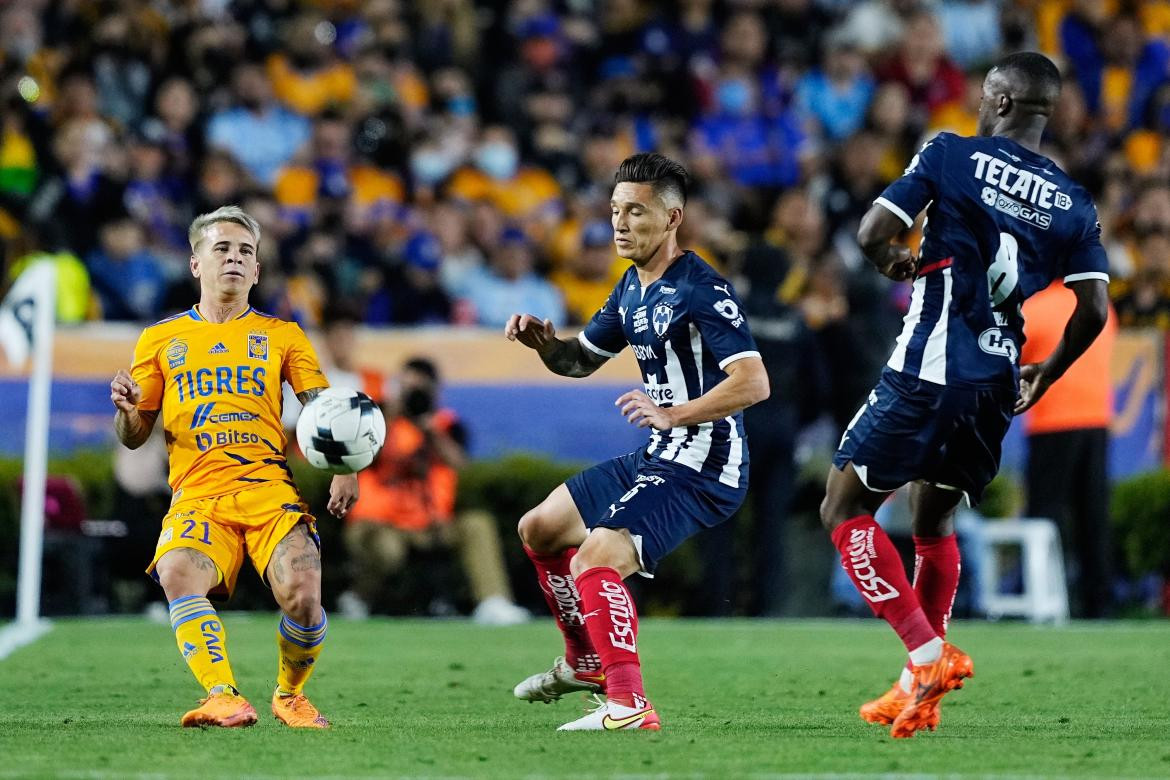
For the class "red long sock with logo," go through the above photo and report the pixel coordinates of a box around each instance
[524,547,600,673]
[913,534,962,637]
[831,516,938,654]
[575,566,645,706]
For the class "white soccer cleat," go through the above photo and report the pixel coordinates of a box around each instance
[556,695,660,731]
[513,656,605,703]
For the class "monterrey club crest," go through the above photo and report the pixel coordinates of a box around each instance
[652,304,673,338]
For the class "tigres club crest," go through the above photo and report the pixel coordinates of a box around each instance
[652,304,674,338]
[248,331,268,361]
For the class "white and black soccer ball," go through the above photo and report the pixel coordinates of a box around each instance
[296,387,386,474]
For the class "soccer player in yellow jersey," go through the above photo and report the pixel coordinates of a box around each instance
[110,205,358,729]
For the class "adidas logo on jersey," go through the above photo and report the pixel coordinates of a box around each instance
[208,342,229,354]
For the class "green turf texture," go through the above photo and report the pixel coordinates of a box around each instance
[1,617,1168,779]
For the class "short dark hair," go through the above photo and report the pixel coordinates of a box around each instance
[614,153,688,207]
[403,356,439,382]
[992,51,1062,103]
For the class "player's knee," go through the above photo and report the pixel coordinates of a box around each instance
[280,584,322,627]
[819,495,844,532]
[571,530,635,578]
[517,507,558,552]
[155,549,213,600]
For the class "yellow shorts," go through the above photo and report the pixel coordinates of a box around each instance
[147,481,318,599]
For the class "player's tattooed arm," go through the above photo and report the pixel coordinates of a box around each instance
[111,368,158,449]
[537,337,609,378]
[858,203,917,281]
[504,313,608,377]
[297,387,323,405]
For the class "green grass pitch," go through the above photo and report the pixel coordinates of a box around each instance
[2,617,1168,778]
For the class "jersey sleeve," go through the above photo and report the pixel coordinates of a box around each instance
[1062,204,1109,284]
[873,133,950,228]
[578,280,627,359]
[282,323,329,395]
[690,278,761,371]
[130,331,165,412]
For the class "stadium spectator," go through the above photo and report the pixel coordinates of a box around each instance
[447,125,562,235]
[86,217,168,322]
[206,63,311,188]
[341,357,529,625]
[551,220,623,326]
[123,121,191,253]
[875,11,966,132]
[936,0,1003,69]
[462,226,566,328]
[365,231,456,325]
[794,32,875,142]
[27,118,126,258]
[149,77,204,185]
[266,14,357,117]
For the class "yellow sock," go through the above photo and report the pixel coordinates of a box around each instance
[276,611,327,696]
[169,596,237,693]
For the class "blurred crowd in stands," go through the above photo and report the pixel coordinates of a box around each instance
[0,0,1165,419]
[1,0,1168,337]
[4,0,1166,619]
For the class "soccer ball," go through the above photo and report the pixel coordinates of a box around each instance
[296,387,386,474]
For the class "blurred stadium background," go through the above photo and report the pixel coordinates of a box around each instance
[1,0,1170,628]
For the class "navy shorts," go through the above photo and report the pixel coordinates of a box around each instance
[566,449,746,576]
[832,369,1015,504]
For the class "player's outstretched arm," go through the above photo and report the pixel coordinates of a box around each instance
[111,368,158,449]
[617,356,769,430]
[1015,278,1109,414]
[504,313,608,378]
[858,204,917,282]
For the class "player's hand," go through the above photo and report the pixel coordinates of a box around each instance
[328,473,358,518]
[616,389,676,431]
[110,368,142,413]
[505,314,557,354]
[1015,362,1055,415]
[878,246,917,282]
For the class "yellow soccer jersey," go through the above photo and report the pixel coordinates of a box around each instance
[131,305,328,503]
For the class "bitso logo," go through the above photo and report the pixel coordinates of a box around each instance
[195,432,213,451]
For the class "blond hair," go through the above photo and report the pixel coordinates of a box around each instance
[188,205,261,251]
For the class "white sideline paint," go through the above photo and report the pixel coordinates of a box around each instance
[0,619,52,661]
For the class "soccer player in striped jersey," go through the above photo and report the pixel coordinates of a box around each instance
[111,206,358,728]
[505,153,769,731]
[820,52,1110,737]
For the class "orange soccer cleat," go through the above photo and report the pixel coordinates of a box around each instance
[890,642,974,739]
[272,691,330,729]
[180,688,258,728]
[860,681,940,729]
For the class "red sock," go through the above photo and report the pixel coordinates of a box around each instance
[913,534,961,637]
[831,516,938,653]
[575,566,645,705]
[524,546,599,672]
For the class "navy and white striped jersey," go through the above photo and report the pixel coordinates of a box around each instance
[875,132,1108,390]
[579,251,760,489]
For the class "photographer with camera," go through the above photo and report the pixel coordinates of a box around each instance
[339,357,529,625]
